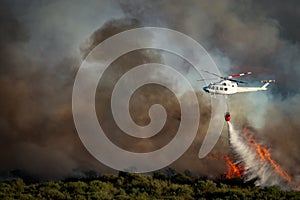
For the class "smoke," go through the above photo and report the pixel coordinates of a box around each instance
[0,0,299,181]
[118,0,300,181]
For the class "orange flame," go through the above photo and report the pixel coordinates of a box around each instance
[207,154,244,179]
[224,156,244,178]
[243,127,292,183]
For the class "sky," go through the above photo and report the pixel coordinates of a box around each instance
[0,0,299,182]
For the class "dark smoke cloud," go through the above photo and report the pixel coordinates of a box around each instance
[118,0,300,182]
[0,0,299,183]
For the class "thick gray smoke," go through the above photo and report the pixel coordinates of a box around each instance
[0,0,299,182]
[118,0,300,184]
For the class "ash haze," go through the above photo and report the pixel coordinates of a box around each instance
[0,0,299,186]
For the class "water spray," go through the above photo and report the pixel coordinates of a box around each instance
[227,122,291,189]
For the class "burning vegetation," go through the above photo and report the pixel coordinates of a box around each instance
[227,122,298,190]
[224,156,244,179]
[242,127,292,183]
[207,122,298,190]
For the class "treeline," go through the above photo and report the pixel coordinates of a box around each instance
[0,172,299,200]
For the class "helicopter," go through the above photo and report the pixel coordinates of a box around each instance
[201,71,275,95]
[200,71,275,121]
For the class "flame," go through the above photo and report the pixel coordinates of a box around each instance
[224,156,244,178]
[261,147,292,182]
[243,127,292,183]
[207,154,244,179]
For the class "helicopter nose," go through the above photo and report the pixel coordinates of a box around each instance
[203,86,209,93]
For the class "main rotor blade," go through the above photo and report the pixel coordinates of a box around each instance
[228,71,252,79]
[201,70,222,78]
[228,78,248,84]
[197,78,219,81]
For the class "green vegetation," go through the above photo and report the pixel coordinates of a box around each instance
[0,172,299,200]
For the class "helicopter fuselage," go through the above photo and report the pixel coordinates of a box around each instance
[203,80,271,95]
[203,80,238,95]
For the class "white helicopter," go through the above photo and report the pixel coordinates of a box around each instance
[200,71,275,122]
[201,71,275,95]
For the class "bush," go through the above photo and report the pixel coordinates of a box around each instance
[0,172,299,199]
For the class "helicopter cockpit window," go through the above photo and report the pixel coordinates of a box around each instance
[224,88,228,91]
[223,83,226,86]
